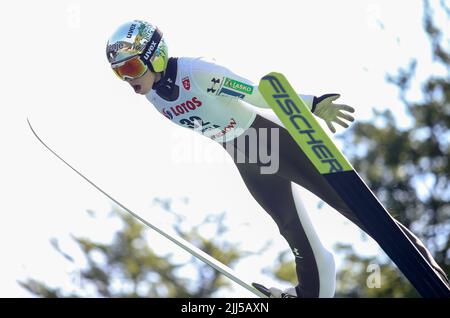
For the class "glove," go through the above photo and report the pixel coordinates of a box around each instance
[312,94,355,133]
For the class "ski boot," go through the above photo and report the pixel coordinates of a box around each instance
[252,283,298,298]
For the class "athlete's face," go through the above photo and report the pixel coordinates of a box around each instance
[126,70,160,95]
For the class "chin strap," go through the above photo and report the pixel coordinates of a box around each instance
[153,57,179,101]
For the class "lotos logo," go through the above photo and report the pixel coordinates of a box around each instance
[161,97,203,119]
[182,76,191,91]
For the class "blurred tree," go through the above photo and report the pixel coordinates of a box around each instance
[335,0,449,297]
[270,0,449,297]
[19,200,251,298]
[20,1,449,299]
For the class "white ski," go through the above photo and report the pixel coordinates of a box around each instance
[27,119,267,298]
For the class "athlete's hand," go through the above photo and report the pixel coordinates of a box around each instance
[313,94,355,133]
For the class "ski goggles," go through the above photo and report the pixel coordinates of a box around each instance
[111,56,149,81]
[111,28,163,81]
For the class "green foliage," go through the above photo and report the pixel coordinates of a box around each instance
[272,251,297,285]
[20,1,449,299]
[335,0,450,297]
[19,206,248,298]
[270,1,449,297]
[334,244,418,298]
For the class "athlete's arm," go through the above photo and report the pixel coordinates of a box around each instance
[190,58,355,132]
[190,57,315,109]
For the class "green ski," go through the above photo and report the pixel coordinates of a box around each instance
[259,72,450,298]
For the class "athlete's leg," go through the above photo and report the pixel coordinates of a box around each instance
[222,144,335,297]
[230,115,362,227]
[232,115,448,284]
[273,118,449,284]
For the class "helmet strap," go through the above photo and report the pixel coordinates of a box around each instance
[140,28,163,72]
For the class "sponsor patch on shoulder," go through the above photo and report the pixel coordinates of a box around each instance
[206,76,253,99]
[182,76,191,91]
[223,77,253,95]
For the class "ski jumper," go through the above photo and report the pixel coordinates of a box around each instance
[146,57,447,297]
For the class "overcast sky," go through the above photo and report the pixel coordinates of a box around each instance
[1,0,447,297]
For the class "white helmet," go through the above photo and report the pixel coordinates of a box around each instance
[106,20,168,78]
